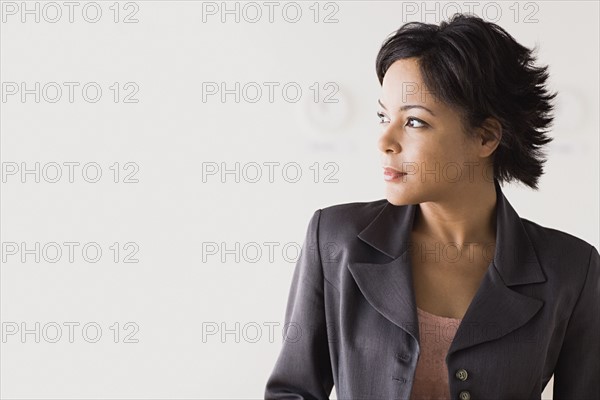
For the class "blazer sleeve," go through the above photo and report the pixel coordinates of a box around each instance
[264,209,335,400]
[553,244,600,399]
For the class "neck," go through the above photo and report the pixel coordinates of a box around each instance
[412,180,498,248]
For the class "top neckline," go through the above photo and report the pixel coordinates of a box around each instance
[417,306,463,321]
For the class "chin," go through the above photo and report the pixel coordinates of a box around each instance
[384,185,423,206]
[387,198,413,207]
[384,191,411,206]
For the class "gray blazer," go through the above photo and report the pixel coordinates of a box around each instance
[264,178,600,399]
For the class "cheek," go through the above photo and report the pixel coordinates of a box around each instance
[408,138,448,165]
[410,132,472,176]
[434,129,471,158]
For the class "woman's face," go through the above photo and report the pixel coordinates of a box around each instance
[377,57,493,206]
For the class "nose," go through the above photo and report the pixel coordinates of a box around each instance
[377,125,401,154]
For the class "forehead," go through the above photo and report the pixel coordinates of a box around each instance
[381,58,439,107]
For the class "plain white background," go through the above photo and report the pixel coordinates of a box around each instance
[1,1,598,398]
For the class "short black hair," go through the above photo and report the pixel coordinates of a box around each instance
[375,13,557,190]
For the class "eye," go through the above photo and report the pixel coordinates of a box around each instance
[406,117,428,129]
[376,111,390,124]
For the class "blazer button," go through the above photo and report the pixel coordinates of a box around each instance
[458,390,471,400]
[455,368,468,381]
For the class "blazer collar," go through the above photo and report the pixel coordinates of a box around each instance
[348,178,547,356]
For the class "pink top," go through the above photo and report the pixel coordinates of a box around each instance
[409,307,462,400]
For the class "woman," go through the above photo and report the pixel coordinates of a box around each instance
[265,13,599,400]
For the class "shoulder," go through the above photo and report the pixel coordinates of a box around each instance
[308,199,390,256]
[521,217,596,259]
[521,217,598,280]
[318,199,388,224]
[314,199,389,238]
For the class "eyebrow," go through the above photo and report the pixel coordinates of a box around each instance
[378,99,436,117]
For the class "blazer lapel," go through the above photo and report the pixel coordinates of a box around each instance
[347,200,421,343]
[347,178,547,355]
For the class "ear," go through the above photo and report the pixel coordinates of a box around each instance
[476,117,503,158]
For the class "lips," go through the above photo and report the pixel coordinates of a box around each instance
[383,167,406,176]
